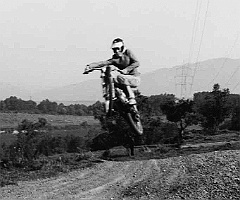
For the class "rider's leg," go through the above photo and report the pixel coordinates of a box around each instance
[116,75,140,105]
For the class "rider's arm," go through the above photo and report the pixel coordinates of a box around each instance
[87,60,111,69]
[123,49,140,74]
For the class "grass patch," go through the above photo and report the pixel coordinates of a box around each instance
[0,112,99,129]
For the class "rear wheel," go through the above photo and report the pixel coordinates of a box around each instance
[126,106,143,135]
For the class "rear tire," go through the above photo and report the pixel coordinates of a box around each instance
[126,109,143,135]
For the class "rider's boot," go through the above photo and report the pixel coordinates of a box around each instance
[126,86,136,105]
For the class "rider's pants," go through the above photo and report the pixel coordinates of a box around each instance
[114,74,140,99]
[116,74,140,88]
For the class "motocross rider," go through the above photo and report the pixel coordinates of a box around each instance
[85,38,140,105]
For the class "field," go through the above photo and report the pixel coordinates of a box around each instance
[0,112,101,150]
[0,112,99,129]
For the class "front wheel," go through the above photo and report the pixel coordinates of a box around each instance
[126,107,143,135]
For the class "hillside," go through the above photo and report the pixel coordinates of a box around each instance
[1,58,240,102]
[140,57,240,97]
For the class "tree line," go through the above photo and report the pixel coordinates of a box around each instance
[0,83,239,134]
[136,84,240,133]
[0,97,102,116]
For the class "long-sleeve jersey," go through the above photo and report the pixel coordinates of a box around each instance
[96,49,140,76]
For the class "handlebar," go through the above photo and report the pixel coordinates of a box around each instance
[83,67,101,74]
[83,65,123,75]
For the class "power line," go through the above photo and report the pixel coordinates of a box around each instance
[224,65,240,86]
[193,0,209,74]
[232,80,240,93]
[183,0,201,99]
[182,0,200,99]
[189,0,210,97]
[208,33,239,86]
[188,0,201,65]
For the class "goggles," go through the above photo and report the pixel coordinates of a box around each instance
[111,41,123,49]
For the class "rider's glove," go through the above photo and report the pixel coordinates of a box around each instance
[85,64,93,71]
[83,65,92,74]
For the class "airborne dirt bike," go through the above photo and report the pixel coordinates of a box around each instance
[83,65,143,154]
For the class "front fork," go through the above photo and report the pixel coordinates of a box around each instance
[101,69,115,114]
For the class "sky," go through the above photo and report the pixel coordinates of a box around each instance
[0,0,240,91]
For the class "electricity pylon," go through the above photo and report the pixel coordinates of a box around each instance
[175,63,193,99]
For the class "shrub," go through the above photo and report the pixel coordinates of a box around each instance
[143,117,179,145]
[65,135,84,153]
[230,105,240,131]
[1,118,88,169]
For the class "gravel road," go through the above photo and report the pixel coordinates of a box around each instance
[0,150,240,200]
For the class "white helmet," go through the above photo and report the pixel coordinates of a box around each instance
[111,38,124,51]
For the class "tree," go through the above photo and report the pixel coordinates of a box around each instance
[136,93,176,117]
[194,84,230,132]
[37,99,58,114]
[0,101,6,110]
[1,96,37,111]
[57,103,67,115]
[88,101,105,122]
[4,96,23,110]
[161,99,198,143]
[23,100,37,111]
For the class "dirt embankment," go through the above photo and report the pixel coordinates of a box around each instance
[0,150,240,200]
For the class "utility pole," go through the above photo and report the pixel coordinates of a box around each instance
[175,63,193,99]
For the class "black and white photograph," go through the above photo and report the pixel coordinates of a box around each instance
[0,0,240,199]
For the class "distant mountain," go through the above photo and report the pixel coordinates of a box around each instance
[140,58,240,97]
[1,58,240,102]
[31,79,102,102]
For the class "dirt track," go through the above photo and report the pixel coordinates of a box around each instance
[1,149,240,200]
